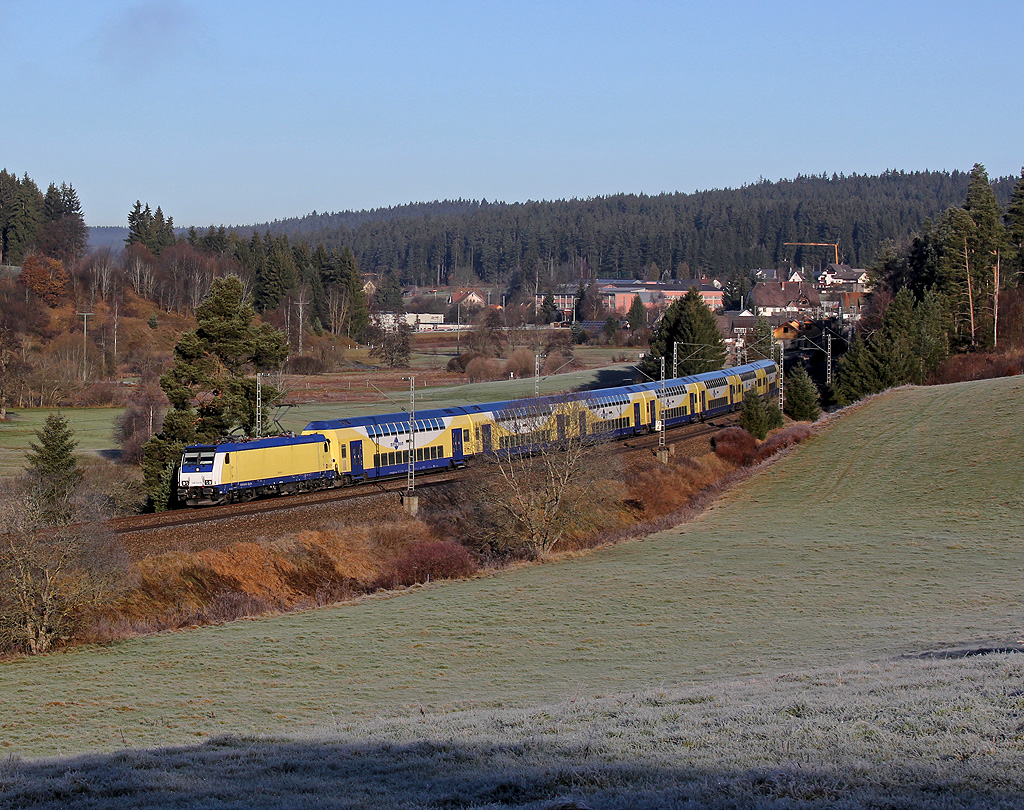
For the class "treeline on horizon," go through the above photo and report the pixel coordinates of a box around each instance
[88,170,1017,290]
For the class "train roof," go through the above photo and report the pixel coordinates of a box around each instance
[184,433,327,452]
[304,405,469,433]
[302,360,778,432]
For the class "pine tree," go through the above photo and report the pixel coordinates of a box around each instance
[832,335,884,405]
[142,276,289,509]
[783,366,821,422]
[2,174,44,265]
[337,247,369,339]
[25,412,82,524]
[626,294,647,330]
[739,392,769,439]
[540,291,558,324]
[872,287,918,387]
[374,272,404,312]
[38,183,87,264]
[1004,168,1024,287]
[640,288,725,380]
[917,287,950,380]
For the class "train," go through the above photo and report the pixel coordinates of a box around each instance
[176,359,779,507]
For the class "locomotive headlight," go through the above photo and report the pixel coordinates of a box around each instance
[204,479,213,485]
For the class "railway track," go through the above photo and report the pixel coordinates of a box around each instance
[109,417,733,538]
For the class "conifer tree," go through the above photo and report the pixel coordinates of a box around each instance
[739,392,769,439]
[783,366,821,422]
[332,247,369,340]
[38,183,87,264]
[1,173,44,265]
[540,291,558,324]
[142,276,289,509]
[832,335,883,406]
[640,287,725,380]
[626,294,647,330]
[374,272,404,312]
[24,412,82,524]
[1005,168,1024,287]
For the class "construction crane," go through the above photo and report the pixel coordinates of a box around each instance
[783,242,840,265]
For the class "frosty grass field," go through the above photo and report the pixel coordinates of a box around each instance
[2,375,1023,808]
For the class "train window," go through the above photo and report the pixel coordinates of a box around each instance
[341,446,347,459]
[324,442,329,453]
[224,453,230,464]
[463,429,470,441]
[183,451,200,465]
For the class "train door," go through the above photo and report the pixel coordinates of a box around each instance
[648,400,656,429]
[481,423,493,455]
[633,402,642,435]
[350,441,363,478]
[699,389,706,417]
[690,392,698,420]
[579,412,587,438]
[452,426,464,462]
[556,413,567,442]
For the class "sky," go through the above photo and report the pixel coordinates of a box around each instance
[2,0,1022,228]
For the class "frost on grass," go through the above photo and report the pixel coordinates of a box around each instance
[3,653,1024,809]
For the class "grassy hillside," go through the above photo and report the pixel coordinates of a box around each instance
[1,376,1022,761]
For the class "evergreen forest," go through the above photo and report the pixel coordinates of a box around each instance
[236,170,1015,289]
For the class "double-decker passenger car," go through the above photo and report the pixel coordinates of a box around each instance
[176,359,778,506]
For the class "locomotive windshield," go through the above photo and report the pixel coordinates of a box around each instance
[182,448,216,467]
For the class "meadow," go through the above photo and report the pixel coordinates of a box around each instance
[1,375,1021,763]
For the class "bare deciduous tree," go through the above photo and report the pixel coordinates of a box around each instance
[0,485,134,655]
[470,398,618,558]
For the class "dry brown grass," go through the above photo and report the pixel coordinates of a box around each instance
[624,452,734,519]
[87,519,436,642]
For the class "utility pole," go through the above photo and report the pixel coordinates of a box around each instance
[403,376,418,516]
[776,339,785,410]
[659,357,666,448]
[826,331,832,387]
[255,372,263,438]
[77,312,93,381]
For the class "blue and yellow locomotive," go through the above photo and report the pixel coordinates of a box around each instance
[176,359,777,506]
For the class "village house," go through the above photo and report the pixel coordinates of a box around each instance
[448,288,488,309]
[816,263,871,289]
[536,278,724,320]
[746,281,822,317]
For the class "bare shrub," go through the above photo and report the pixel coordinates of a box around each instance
[446,351,481,373]
[465,356,502,382]
[81,382,124,406]
[0,484,136,655]
[504,348,535,379]
[115,374,167,464]
[753,424,813,463]
[625,454,729,519]
[78,460,148,516]
[711,426,758,466]
[285,355,326,375]
[929,350,1024,385]
[369,519,434,554]
[377,540,479,589]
